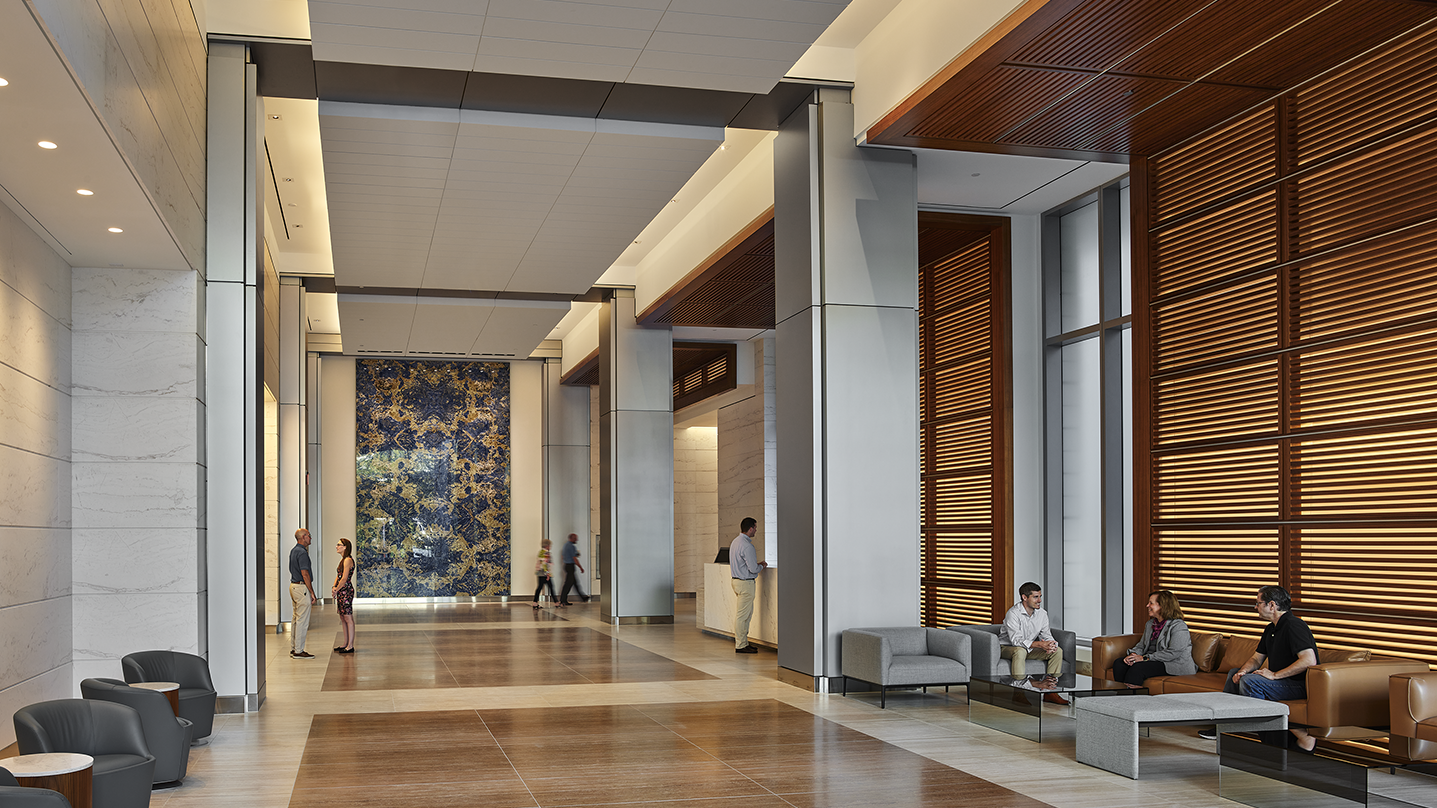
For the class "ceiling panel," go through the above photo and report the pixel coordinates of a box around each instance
[307,0,851,93]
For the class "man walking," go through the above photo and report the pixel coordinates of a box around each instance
[729,517,766,654]
[1197,585,1318,739]
[558,533,589,606]
[999,581,1067,703]
[289,528,317,659]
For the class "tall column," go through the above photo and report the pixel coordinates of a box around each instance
[598,290,674,623]
[206,43,265,711]
[543,359,591,592]
[774,88,920,690]
[278,279,307,612]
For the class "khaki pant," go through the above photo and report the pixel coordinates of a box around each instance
[732,578,756,649]
[1001,644,1063,677]
[290,582,312,653]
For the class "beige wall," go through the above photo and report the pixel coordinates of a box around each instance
[673,425,717,594]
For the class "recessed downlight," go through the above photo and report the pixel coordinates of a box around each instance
[107,227,123,233]
[76,189,94,196]
[0,78,9,87]
[38,141,57,149]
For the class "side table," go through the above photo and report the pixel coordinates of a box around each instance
[132,681,181,715]
[0,752,94,808]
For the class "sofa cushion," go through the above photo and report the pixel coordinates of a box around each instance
[1317,647,1370,664]
[1287,700,1308,724]
[1220,635,1261,671]
[888,630,928,657]
[1191,631,1223,672]
[887,656,967,686]
[1162,672,1230,694]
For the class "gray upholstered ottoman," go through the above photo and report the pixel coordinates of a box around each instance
[1075,693,1288,779]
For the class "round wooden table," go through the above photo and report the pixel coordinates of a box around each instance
[132,681,181,715]
[0,752,93,808]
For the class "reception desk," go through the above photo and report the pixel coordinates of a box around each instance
[698,563,777,649]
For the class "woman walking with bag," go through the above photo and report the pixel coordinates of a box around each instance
[533,538,557,609]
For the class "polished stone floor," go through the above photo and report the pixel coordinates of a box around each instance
[144,600,1242,807]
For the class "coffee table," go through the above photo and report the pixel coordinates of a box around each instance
[132,680,181,715]
[1220,729,1437,808]
[0,752,94,808]
[969,672,1147,742]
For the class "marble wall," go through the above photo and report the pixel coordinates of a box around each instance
[718,339,776,563]
[0,203,74,748]
[264,395,279,625]
[673,425,717,594]
[355,360,511,597]
[71,266,206,686]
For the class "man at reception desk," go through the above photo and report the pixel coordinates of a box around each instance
[730,517,766,654]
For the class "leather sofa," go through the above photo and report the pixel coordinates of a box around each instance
[840,627,971,708]
[81,677,193,785]
[121,650,217,742]
[1391,671,1437,742]
[1092,631,1428,727]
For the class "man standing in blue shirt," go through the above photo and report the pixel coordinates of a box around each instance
[730,517,766,654]
[558,533,589,606]
[289,528,317,659]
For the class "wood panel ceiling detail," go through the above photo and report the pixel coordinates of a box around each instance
[869,0,1437,160]
[639,208,776,330]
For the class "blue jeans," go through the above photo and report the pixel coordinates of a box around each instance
[1222,667,1307,701]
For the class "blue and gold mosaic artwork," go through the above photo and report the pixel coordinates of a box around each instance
[355,359,511,597]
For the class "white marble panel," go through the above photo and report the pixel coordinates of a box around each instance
[72,527,199,595]
[0,527,71,607]
[71,659,124,693]
[72,461,201,528]
[0,598,73,688]
[73,397,199,462]
[73,592,200,662]
[0,362,70,460]
[0,444,70,529]
[0,282,71,391]
[0,202,71,326]
[72,267,200,333]
[72,331,201,397]
[701,562,777,646]
[0,663,71,748]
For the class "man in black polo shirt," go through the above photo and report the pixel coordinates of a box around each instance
[1199,585,1318,739]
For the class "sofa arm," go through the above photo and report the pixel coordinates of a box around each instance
[1054,628,1078,675]
[1391,671,1437,738]
[1305,659,1430,728]
[925,627,971,671]
[1092,634,1140,680]
[947,626,1000,677]
[841,630,892,686]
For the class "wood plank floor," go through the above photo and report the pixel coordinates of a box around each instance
[143,600,1245,808]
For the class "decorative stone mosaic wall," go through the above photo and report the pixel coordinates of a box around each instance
[355,359,511,597]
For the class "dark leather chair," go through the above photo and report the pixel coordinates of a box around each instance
[0,767,72,807]
[81,678,192,785]
[13,699,155,808]
[121,650,217,742]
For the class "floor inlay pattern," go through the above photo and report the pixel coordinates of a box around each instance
[321,625,718,691]
[289,700,1053,808]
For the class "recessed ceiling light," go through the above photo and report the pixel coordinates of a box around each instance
[38,141,57,149]
[76,189,94,196]
[269,114,281,120]
[0,78,9,87]
[282,177,293,182]
[107,227,123,233]
[293,224,304,228]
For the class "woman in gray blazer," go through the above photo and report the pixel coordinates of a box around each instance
[1112,590,1196,686]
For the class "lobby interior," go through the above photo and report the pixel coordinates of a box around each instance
[3,0,1437,806]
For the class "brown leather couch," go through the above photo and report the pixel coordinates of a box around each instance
[1092,631,1428,727]
[1391,671,1437,742]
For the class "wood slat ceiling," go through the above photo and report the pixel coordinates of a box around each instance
[869,0,1437,160]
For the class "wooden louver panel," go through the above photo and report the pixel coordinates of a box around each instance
[1140,18,1437,667]
[920,218,1009,628]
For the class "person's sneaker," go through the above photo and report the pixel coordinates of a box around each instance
[735,645,758,654]
[1197,728,1217,740]
[291,651,315,659]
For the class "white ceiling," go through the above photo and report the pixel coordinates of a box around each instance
[916,149,1129,214]
[307,0,852,94]
[339,294,569,357]
[320,103,722,294]
[0,3,188,272]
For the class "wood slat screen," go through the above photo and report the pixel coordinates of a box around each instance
[1138,19,1437,666]
[672,342,737,411]
[919,214,1011,627]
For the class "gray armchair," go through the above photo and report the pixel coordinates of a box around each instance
[840,627,971,708]
[14,699,155,808]
[121,650,216,742]
[0,767,72,807]
[946,623,1077,678]
[81,678,193,785]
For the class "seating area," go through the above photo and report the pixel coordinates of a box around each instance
[839,627,971,708]
[79,679,192,786]
[120,651,217,744]
[948,624,1078,678]
[13,700,154,808]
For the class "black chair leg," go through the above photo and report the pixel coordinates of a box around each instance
[880,687,887,708]
[842,676,848,697]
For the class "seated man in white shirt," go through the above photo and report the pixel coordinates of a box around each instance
[999,581,1068,704]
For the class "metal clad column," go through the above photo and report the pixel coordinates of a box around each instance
[543,358,592,591]
[774,88,920,690]
[278,279,307,618]
[206,43,265,711]
[598,290,675,623]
